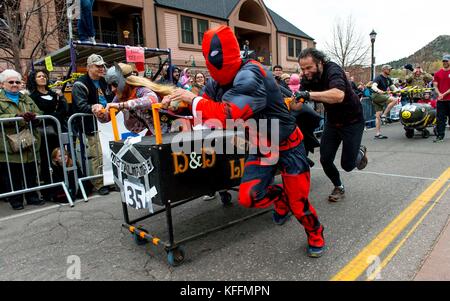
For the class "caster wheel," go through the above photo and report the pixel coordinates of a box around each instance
[405,129,414,139]
[220,191,233,207]
[422,129,430,139]
[167,246,185,267]
[133,227,148,246]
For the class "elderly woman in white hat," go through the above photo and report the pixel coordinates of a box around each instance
[0,69,44,210]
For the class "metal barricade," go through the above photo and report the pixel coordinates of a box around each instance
[0,115,74,206]
[67,113,103,202]
[361,97,376,128]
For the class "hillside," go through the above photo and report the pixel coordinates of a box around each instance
[386,35,450,69]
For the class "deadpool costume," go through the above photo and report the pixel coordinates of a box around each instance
[187,26,325,256]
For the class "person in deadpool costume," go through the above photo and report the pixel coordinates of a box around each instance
[164,26,325,257]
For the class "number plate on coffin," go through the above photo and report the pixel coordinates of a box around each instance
[123,179,156,213]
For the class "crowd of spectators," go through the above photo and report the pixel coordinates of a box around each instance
[1,51,449,210]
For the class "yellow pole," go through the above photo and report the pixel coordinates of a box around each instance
[109,108,120,141]
[152,103,163,145]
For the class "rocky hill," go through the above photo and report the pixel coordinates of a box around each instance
[385,35,450,69]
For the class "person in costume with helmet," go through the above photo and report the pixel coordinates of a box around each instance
[163,25,325,258]
[94,63,176,135]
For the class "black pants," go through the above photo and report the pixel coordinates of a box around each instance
[436,101,450,138]
[320,120,365,187]
[0,162,39,206]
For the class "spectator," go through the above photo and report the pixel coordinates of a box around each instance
[158,65,181,87]
[273,65,289,90]
[371,65,399,139]
[72,54,113,196]
[191,72,207,96]
[288,74,301,94]
[0,69,45,210]
[179,68,192,90]
[433,54,450,143]
[281,73,291,86]
[78,0,96,42]
[346,72,362,98]
[28,69,70,201]
[406,64,433,101]
[96,63,176,136]
[417,91,437,109]
[28,70,69,132]
[242,40,250,58]
[47,147,89,202]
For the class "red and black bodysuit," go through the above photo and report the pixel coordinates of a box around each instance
[191,26,324,249]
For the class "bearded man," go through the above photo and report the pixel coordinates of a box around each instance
[294,48,368,203]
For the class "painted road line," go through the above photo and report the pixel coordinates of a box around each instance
[331,167,450,281]
[366,183,450,281]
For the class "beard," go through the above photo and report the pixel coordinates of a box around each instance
[301,67,323,88]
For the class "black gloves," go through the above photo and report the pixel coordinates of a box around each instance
[16,112,37,122]
[294,91,310,103]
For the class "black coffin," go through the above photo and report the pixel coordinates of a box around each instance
[109,130,247,206]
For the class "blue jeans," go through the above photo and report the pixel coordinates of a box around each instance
[78,0,95,41]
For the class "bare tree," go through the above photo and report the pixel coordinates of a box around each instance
[325,15,370,69]
[0,0,68,74]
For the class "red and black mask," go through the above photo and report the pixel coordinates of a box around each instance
[202,25,242,86]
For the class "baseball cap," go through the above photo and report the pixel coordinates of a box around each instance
[442,54,450,61]
[382,64,392,70]
[87,54,106,66]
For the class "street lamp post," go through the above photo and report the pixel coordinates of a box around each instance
[370,29,377,81]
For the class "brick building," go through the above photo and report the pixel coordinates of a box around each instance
[1,0,314,74]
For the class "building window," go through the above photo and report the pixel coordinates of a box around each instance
[197,19,209,45]
[181,15,194,44]
[295,39,302,57]
[288,37,302,58]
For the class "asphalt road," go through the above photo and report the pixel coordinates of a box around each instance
[1,123,449,281]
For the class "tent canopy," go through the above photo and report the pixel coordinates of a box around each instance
[33,41,170,68]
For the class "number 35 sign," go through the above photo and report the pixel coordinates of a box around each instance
[123,179,158,213]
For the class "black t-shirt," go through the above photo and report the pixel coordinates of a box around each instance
[301,61,363,126]
[373,75,393,92]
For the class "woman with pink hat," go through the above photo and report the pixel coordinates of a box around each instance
[288,73,301,94]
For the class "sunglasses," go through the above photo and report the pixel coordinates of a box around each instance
[7,81,21,85]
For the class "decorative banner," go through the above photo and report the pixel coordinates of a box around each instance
[125,46,145,63]
[98,112,147,185]
[45,56,54,72]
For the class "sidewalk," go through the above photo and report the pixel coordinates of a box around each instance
[415,218,450,281]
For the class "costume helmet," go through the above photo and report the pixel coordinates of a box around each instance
[105,63,134,93]
[202,25,242,85]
